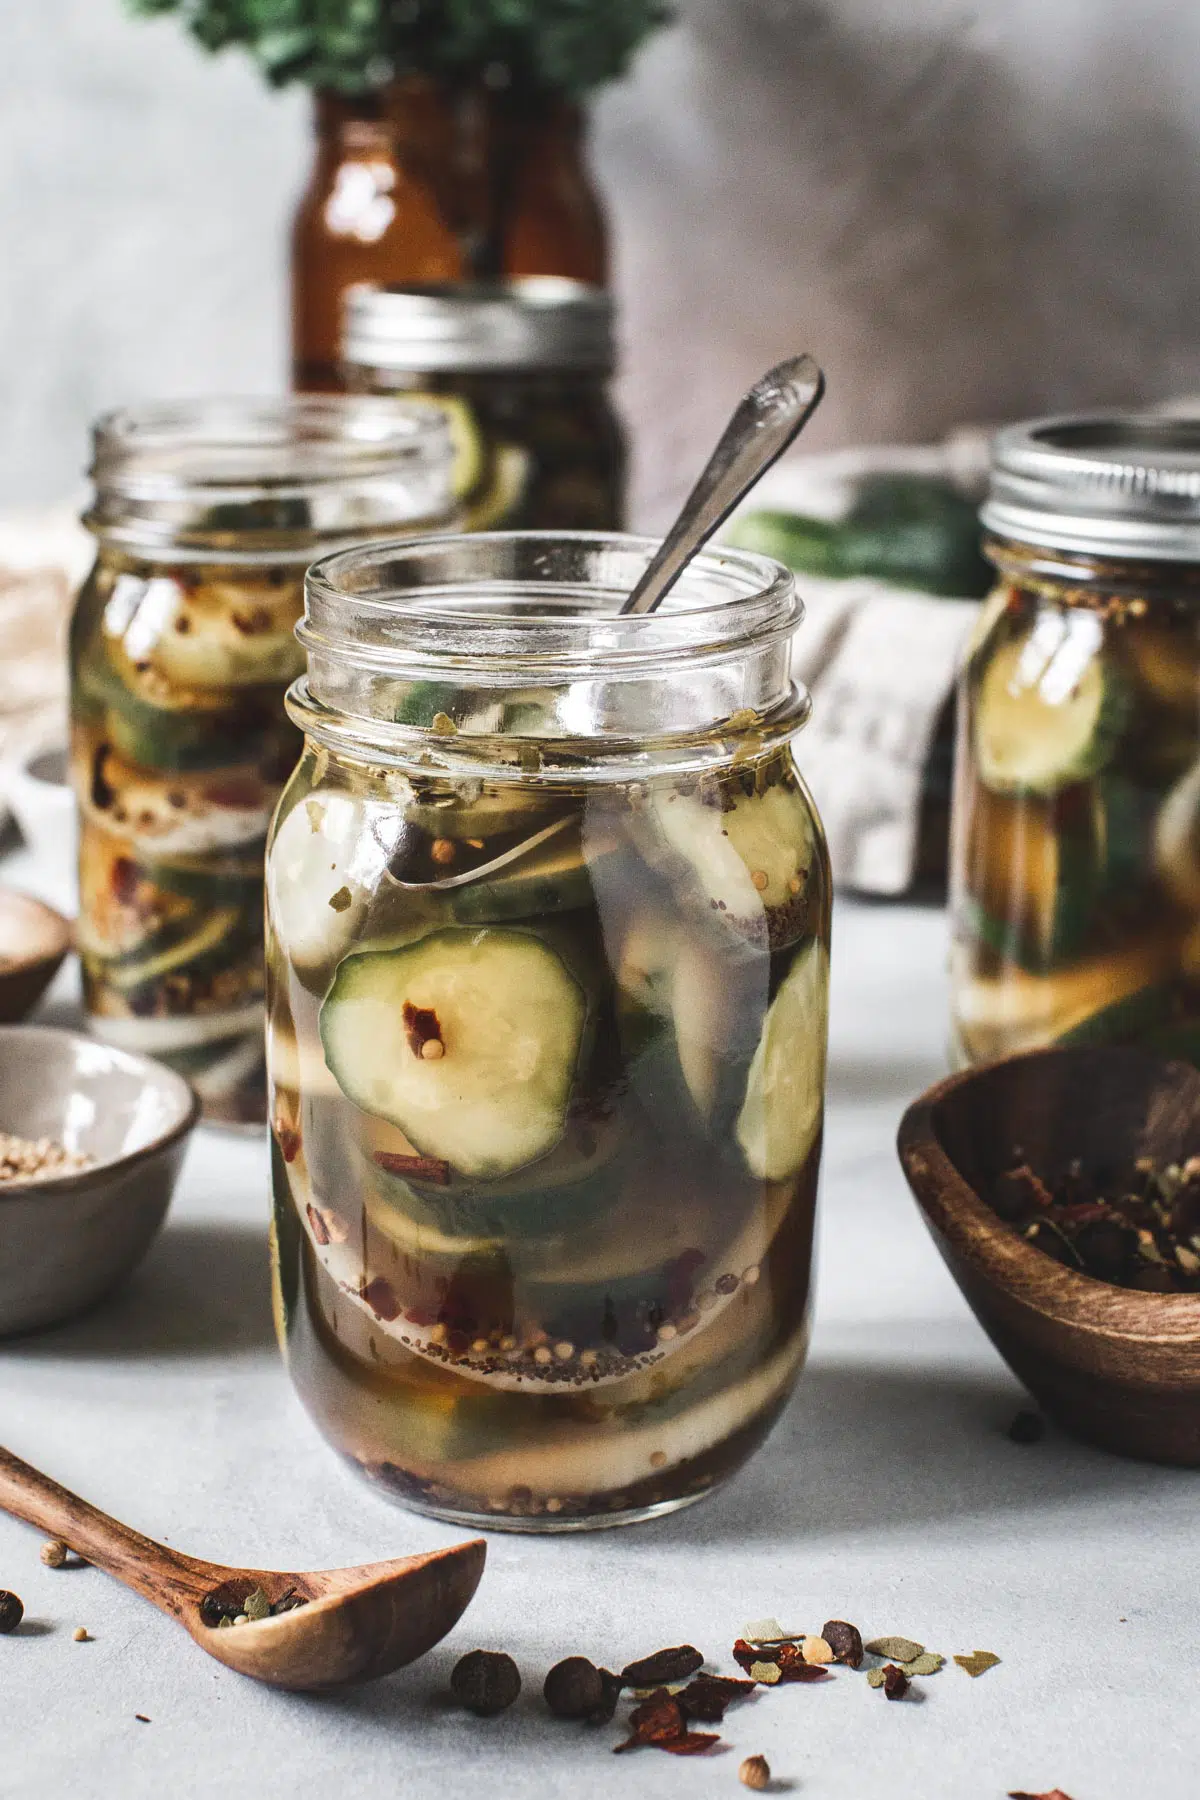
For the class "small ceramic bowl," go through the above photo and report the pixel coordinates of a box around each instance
[0,888,73,1023]
[2,742,76,907]
[898,1045,1200,1466]
[0,1025,200,1336]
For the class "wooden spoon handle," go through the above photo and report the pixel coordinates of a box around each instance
[0,1444,212,1614]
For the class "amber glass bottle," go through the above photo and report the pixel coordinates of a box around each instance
[292,79,609,392]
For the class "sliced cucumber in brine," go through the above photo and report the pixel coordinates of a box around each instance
[442,823,601,925]
[138,579,304,691]
[645,777,816,948]
[1155,757,1200,912]
[974,610,1126,794]
[268,792,407,974]
[81,746,273,855]
[736,938,829,1182]
[319,927,586,1179]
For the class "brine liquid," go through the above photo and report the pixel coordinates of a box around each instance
[267,745,830,1528]
[69,550,304,1124]
[952,577,1200,1065]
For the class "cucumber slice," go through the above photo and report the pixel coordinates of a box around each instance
[319,927,586,1179]
[76,827,198,960]
[442,826,597,925]
[144,579,304,691]
[80,746,273,855]
[406,784,555,842]
[974,611,1126,794]
[951,933,1182,1061]
[405,392,486,501]
[736,939,828,1181]
[268,792,407,974]
[646,779,815,948]
[1155,758,1200,911]
[464,444,531,531]
[98,905,245,991]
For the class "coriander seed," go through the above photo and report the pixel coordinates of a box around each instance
[40,1540,69,1569]
[740,1754,771,1790]
[73,1626,89,1642]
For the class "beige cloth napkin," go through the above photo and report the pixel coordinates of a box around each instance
[0,504,91,760]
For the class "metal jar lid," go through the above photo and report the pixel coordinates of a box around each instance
[983,413,1200,561]
[342,278,615,376]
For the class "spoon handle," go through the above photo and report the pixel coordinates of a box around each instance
[0,1443,211,1613]
[620,352,825,617]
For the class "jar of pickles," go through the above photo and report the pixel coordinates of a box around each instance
[71,397,455,1125]
[952,414,1200,1064]
[266,531,831,1528]
[342,279,625,532]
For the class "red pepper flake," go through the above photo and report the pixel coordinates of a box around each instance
[1008,1791,1075,1799]
[678,1674,754,1723]
[361,1276,401,1321]
[374,1151,451,1186]
[613,1689,720,1757]
[402,1001,444,1060]
[306,1204,330,1246]
[201,776,263,810]
[882,1664,910,1701]
[775,1642,831,1684]
[620,1645,704,1687]
[732,1638,760,1673]
[277,1126,301,1164]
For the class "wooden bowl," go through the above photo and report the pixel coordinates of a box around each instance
[0,889,72,1022]
[897,1045,1200,1466]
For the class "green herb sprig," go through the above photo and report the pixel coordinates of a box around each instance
[124,0,672,96]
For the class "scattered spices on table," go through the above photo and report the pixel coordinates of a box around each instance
[748,1660,781,1685]
[40,1540,70,1568]
[135,1715,150,1725]
[0,1133,94,1184]
[1008,1409,1046,1445]
[902,1652,945,1677]
[990,1151,1200,1292]
[544,1656,606,1720]
[801,1634,833,1665]
[741,1617,797,1644]
[613,1688,719,1757]
[822,1619,864,1667]
[73,1627,89,1642]
[0,1589,23,1633]
[865,1635,924,1663]
[620,1645,704,1687]
[739,1753,771,1790]
[451,1649,521,1716]
[954,1651,1001,1677]
[1008,1790,1075,1799]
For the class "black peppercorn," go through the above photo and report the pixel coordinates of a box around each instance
[450,1649,521,1716]
[0,1590,23,1633]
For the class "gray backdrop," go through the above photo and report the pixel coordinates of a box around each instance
[4,0,1199,525]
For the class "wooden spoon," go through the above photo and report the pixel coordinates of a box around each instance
[0,1444,486,1691]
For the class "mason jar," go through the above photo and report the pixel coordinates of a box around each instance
[265,531,831,1529]
[71,396,455,1126]
[951,413,1200,1064]
[342,279,625,532]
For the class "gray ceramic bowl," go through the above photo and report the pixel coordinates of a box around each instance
[0,1025,200,1336]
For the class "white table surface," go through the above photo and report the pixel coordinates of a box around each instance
[0,847,1193,1800]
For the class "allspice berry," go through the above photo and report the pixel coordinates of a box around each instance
[450,1649,521,1717]
[739,1753,771,1790]
[0,1590,23,1634]
[544,1655,605,1719]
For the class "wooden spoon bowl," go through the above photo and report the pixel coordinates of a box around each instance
[897,1045,1200,1466]
[0,1444,485,1691]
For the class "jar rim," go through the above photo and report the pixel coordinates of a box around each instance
[302,529,801,677]
[84,395,457,561]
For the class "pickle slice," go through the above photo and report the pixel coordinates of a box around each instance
[319,927,586,1179]
[80,747,273,855]
[736,939,828,1181]
[137,579,303,690]
[974,611,1126,794]
[1155,757,1200,912]
[645,780,814,947]
[269,792,406,974]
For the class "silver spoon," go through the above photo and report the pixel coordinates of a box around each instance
[387,814,575,892]
[620,352,826,617]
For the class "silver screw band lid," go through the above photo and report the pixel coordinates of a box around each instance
[983,413,1200,561]
[343,278,615,376]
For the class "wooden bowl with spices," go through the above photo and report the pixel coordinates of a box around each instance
[897,1045,1200,1466]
